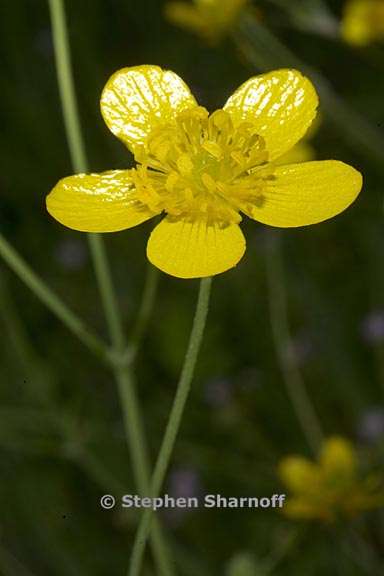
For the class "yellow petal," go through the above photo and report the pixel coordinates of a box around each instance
[146,217,246,278]
[343,481,384,514]
[276,142,316,165]
[165,0,248,42]
[283,498,334,521]
[279,456,320,493]
[47,170,157,233]
[246,160,362,227]
[100,65,198,152]
[165,3,207,36]
[223,69,319,161]
[320,437,357,479]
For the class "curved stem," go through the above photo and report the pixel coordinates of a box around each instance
[0,233,108,362]
[265,236,323,454]
[48,1,173,574]
[0,273,58,403]
[128,277,212,576]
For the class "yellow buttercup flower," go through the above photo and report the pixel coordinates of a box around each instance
[277,114,321,165]
[278,141,315,165]
[342,0,384,45]
[165,0,248,43]
[279,437,384,522]
[47,65,362,279]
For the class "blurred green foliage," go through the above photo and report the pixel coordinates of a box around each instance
[0,1,384,574]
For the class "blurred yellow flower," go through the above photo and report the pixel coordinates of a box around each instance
[165,0,248,43]
[342,0,384,45]
[47,66,362,279]
[279,437,384,522]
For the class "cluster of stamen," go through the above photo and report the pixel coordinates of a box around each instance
[132,106,274,226]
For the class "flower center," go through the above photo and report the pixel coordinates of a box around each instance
[132,106,274,225]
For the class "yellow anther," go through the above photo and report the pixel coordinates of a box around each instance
[201,173,217,192]
[166,171,180,191]
[202,140,223,160]
[177,154,194,176]
[185,188,194,201]
[210,109,231,128]
[230,151,246,166]
[131,105,272,230]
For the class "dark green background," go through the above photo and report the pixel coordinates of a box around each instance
[0,1,383,574]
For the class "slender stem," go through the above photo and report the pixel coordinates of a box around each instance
[86,235,125,349]
[0,544,37,576]
[263,527,303,573]
[48,0,87,174]
[48,1,173,573]
[342,529,384,575]
[269,0,339,38]
[128,264,160,361]
[265,236,323,454]
[0,273,47,374]
[128,277,212,576]
[115,374,174,576]
[0,273,57,403]
[0,233,108,362]
[78,450,127,496]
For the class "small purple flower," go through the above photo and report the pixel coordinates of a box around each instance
[164,467,202,527]
[168,467,201,500]
[361,310,384,344]
[357,407,384,443]
[204,377,233,408]
[283,330,314,367]
[55,238,87,271]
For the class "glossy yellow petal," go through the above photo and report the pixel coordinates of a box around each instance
[342,0,384,46]
[246,160,362,227]
[279,456,320,493]
[277,142,316,165]
[320,437,357,479]
[47,170,158,233]
[100,65,198,152]
[223,69,319,161]
[147,217,246,278]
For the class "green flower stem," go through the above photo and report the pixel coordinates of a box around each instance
[127,264,160,362]
[265,237,323,454]
[0,543,37,576]
[48,1,173,574]
[48,0,87,174]
[268,0,339,38]
[0,273,57,403]
[0,275,39,372]
[263,527,303,573]
[128,277,212,576]
[234,14,384,167]
[345,528,384,575]
[0,233,108,362]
